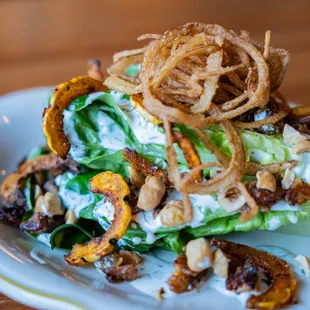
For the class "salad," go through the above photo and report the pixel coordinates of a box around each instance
[1,22,310,309]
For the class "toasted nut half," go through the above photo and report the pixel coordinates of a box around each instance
[129,166,145,188]
[291,140,310,155]
[213,249,229,278]
[35,192,64,217]
[256,171,276,192]
[34,185,43,201]
[281,168,295,190]
[137,176,166,211]
[65,209,78,225]
[160,200,190,227]
[218,186,246,212]
[295,255,310,277]
[186,238,212,272]
[283,124,308,145]
[65,172,131,265]
[130,93,162,125]
[43,76,107,159]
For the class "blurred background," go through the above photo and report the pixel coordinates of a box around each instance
[0,0,310,105]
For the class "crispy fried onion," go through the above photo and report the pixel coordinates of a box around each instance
[234,92,290,129]
[64,172,131,265]
[87,59,104,81]
[43,76,107,159]
[211,238,297,309]
[103,23,291,221]
[1,153,79,200]
[122,147,170,185]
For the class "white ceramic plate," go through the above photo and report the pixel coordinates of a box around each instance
[0,88,310,310]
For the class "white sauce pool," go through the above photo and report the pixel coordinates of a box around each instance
[110,91,166,146]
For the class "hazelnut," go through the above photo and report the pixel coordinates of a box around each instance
[160,200,190,227]
[291,140,310,155]
[35,192,64,217]
[34,185,43,201]
[218,187,246,212]
[213,249,229,278]
[137,176,166,211]
[295,255,310,277]
[283,124,308,145]
[65,209,78,224]
[186,238,212,272]
[256,171,276,192]
[281,168,295,190]
[129,167,145,188]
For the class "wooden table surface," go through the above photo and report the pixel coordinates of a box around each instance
[0,0,310,309]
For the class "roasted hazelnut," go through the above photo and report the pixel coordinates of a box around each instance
[137,176,166,211]
[186,238,211,272]
[160,200,190,227]
[256,171,276,192]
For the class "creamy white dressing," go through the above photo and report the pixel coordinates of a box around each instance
[37,233,51,246]
[293,153,310,184]
[63,110,86,160]
[92,199,115,231]
[267,217,282,231]
[97,111,127,150]
[56,183,95,218]
[94,199,115,222]
[133,190,220,237]
[110,91,166,145]
[129,249,176,297]
[270,200,300,212]
[125,107,166,145]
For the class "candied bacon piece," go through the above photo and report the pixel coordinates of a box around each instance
[245,180,285,210]
[167,254,207,294]
[20,213,64,235]
[97,250,143,283]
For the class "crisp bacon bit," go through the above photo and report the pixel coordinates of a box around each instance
[123,148,170,185]
[245,180,285,210]
[226,259,271,293]
[286,178,310,205]
[167,254,207,294]
[97,250,142,283]
[19,213,64,234]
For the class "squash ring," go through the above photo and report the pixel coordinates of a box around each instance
[64,171,132,266]
[211,238,297,310]
[42,76,107,159]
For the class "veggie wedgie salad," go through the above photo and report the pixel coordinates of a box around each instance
[2,22,310,309]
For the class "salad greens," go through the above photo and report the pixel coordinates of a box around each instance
[31,91,310,253]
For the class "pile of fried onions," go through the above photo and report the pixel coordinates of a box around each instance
[105,22,290,222]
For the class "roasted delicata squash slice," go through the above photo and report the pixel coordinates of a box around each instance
[211,239,297,310]
[130,93,162,125]
[291,106,310,118]
[172,130,203,183]
[64,171,132,266]
[42,76,107,159]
